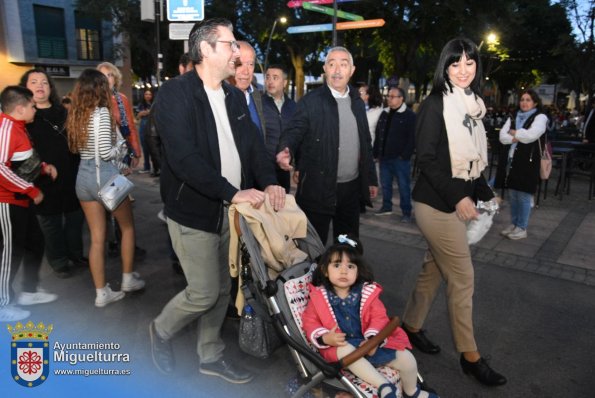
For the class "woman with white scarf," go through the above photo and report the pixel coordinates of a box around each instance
[401,38,507,387]
[497,89,547,240]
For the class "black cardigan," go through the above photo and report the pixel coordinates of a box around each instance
[27,105,81,215]
[412,94,493,213]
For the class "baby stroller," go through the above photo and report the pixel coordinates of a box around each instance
[230,197,403,398]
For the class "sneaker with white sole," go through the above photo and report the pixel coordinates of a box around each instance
[199,358,253,384]
[375,208,393,216]
[95,284,125,307]
[507,227,527,240]
[17,289,58,306]
[500,224,516,237]
[0,305,30,322]
[121,272,145,292]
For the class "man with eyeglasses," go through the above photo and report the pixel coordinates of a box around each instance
[373,86,416,222]
[149,18,285,384]
[277,46,378,245]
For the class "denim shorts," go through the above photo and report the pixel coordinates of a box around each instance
[76,158,119,202]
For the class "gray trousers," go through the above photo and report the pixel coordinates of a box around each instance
[154,213,231,363]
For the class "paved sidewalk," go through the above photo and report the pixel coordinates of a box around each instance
[2,168,594,397]
[362,170,595,286]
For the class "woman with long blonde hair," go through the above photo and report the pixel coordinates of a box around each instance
[67,68,144,307]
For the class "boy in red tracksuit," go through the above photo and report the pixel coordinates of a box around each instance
[0,86,58,322]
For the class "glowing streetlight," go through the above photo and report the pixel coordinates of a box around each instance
[478,31,499,51]
[264,17,287,71]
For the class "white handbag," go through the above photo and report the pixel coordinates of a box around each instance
[93,112,134,211]
[97,174,134,212]
[466,198,499,245]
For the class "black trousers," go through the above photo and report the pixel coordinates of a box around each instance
[37,209,84,272]
[147,134,161,173]
[304,178,361,246]
[0,203,45,305]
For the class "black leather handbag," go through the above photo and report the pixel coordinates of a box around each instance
[12,150,43,182]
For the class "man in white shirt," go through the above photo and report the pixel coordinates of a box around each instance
[150,18,285,383]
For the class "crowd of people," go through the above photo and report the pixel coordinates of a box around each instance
[3,15,595,397]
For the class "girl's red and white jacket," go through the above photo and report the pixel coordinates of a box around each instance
[301,282,411,363]
[0,113,43,207]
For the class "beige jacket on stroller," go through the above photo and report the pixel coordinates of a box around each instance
[229,194,308,312]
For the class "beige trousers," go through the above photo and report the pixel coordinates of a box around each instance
[402,202,477,353]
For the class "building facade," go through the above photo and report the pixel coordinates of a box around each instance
[0,0,115,97]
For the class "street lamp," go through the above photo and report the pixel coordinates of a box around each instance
[478,32,499,106]
[264,17,287,72]
[478,32,498,51]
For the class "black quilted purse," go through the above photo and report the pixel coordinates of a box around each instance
[12,150,43,182]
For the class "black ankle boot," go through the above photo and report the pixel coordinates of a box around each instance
[403,325,441,354]
[460,354,507,386]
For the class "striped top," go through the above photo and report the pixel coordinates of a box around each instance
[79,107,115,161]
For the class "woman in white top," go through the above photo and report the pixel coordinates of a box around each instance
[66,69,145,307]
[359,84,384,145]
[496,89,547,240]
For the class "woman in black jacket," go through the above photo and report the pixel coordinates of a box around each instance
[401,38,506,387]
[496,89,548,240]
[20,68,87,279]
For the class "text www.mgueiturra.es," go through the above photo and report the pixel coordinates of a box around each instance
[54,368,132,377]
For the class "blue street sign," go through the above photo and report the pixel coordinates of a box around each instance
[287,23,333,34]
[167,0,204,22]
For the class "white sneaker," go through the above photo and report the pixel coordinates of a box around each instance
[0,305,30,322]
[121,272,145,292]
[500,224,516,237]
[95,284,125,307]
[17,288,58,306]
[507,227,527,240]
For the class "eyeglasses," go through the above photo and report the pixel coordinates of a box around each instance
[217,40,240,51]
[386,95,403,99]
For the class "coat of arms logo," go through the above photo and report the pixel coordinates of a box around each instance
[7,321,53,387]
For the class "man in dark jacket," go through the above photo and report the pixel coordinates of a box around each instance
[234,41,266,141]
[277,46,378,244]
[373,86,416,222]
[150,18,285,383]
[262,64,297,192]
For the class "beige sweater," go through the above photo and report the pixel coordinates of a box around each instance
[228,194,308,312]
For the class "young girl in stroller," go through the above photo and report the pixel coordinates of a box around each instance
[301,236,438,398]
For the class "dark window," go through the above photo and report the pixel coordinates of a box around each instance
[75,12,102,60]
[34,5,67,59]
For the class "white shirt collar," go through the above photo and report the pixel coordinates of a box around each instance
[328,84,350,99]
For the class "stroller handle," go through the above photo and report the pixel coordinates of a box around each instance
[339,316,400,368]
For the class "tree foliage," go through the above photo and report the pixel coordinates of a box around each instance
[76,0,591,106]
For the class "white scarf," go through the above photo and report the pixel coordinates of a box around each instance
[443,86,488,180]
